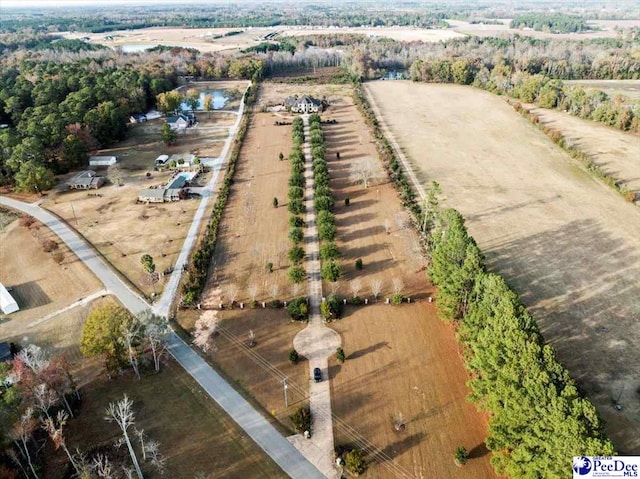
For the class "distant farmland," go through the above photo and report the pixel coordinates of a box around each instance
[366,80,640,453]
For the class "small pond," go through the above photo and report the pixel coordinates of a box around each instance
[180,90,229,111]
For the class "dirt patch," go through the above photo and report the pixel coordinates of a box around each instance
[330,303,497,479]
[366,80,640,453]
[0,219,102,325]
[321,97,427,299]
[523,103,640,197]
[447,19,635,39]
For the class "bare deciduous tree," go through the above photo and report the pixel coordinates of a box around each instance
[349,279,362,298]
[17,344,48,373]
[105,395,143,479]
[121,319,142,380]
[192,310,219,352]
[393,412,406,432]
[139,311,169,372]
[247,330,256,348]
[370,278,383,301]
[384,219,391,234]
[349,157,383,189]
[93,454,115,479]
[11,408,39,479]
[269,283,280,301]
[225,283,239,305]
[43,410,78,474]
[248,283,260,302]
[392,277,405,296]
[144,440,166,474]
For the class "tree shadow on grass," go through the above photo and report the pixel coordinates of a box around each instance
[347,341,391,360]
[468,442,490,459]
[374,432,426,462]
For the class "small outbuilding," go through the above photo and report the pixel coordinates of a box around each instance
[69,170,106,190]
[89,156,117,167]
[0,342,12,362]
[0,283,19,315]
[155,154,170,167]
[129,113,147,124]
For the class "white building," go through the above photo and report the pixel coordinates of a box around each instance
[0,283,19,315]
[89,156,117,167]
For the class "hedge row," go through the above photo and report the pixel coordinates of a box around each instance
[287,117,307,284]
[513,102,635,203]
[307,114,342,283]
[353,82,615,477]
[181,84,257,305]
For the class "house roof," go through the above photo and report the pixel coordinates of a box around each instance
[155,155,169,164]
[284,95,321,107]
[169,153,195,164]
[0,342,11,362]
[166,175,187,190]
[166,115,188,124]
[138,189,166,200]
[89,156,116,162]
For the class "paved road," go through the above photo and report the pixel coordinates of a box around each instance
[0,196,149,315]
[292,115,342,479]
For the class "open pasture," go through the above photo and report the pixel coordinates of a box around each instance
[365,80,640,453]
[563,79,640,100]
[329,303,497,479]
[0,215,102,327]
[523,103,640,198]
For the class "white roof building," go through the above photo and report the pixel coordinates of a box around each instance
[89,156,117,166]
[0,283,19,315]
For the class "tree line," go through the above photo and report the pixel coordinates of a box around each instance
[509,12,592,33]
[352,81,615,478]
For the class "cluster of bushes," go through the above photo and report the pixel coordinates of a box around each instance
[287,116,307,284]
[181,85,256,305]
[307,114,342,283]
[353,82,615,477]
[513,102,635,202]
[428,207,615,477]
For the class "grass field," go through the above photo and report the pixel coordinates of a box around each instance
[523,103,640,198]
[330,303,497,479]
[44,359,286,479]
[563,80,640,100]
[365,80,640,453]
[42,110,232,297]
[0,217,102,325]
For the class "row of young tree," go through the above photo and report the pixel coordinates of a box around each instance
[286,116,308,286]
[352,80,616,478]
[181,84,256,306]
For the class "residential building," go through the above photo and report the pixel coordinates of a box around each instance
[0,283,18,315]
[69,170,106,190]
[284,95,323,113]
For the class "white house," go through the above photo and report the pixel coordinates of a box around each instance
[0,283,19,315]
[284,95,323,113]
[89,156,117,167]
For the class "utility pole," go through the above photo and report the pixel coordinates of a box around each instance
[283,377,289,409]
[70,201,79,226]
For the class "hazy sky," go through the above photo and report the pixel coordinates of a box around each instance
[2,0,188,7]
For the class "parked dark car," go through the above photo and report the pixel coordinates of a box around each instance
[313,367,322,383]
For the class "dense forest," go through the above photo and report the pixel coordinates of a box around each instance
[509,12,592,33]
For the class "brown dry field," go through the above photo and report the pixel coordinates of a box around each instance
[62,27,278,53]
[190,83,496,476]
[366,80,640,453]
[523,103,640,197]
[282,26,464,42]
[204,308,309,429]
[42,119,227,297]
[0,217,102,325]
[321,95,428,298]
[563,80,640,100]
[330,303,497,479]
